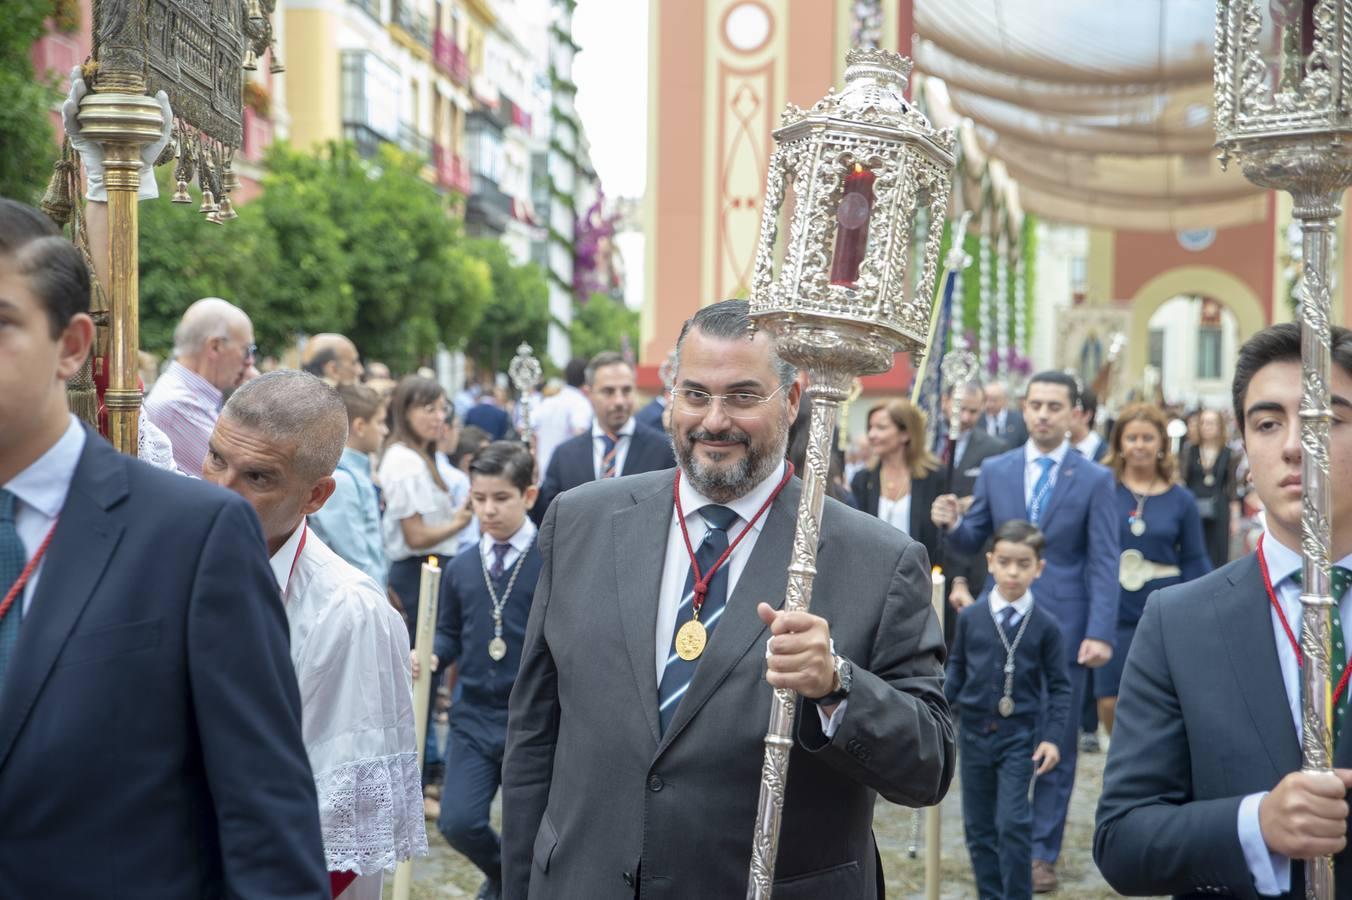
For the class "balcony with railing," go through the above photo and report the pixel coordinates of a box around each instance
[348,0,379,21]
[390,0,431,48]
[465,172,513,236]
[398,122,433,162]
[433,143,472,194]
[433,31,470,84]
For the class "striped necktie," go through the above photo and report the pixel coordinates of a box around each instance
[1294,567,1352,746]
[599,433,620,478]
[1027,457,1055,524]
[0,491,24,693]
[657,505,739,735]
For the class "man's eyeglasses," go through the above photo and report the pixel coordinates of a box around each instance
[670,384,788,420]
[218,336,257,360]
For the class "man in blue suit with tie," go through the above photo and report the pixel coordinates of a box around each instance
[933,370,1119,893]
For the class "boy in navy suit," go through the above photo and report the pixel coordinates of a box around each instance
[947,521,1072,900]
[425,441,541,900]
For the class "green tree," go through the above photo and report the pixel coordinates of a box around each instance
[569,292,639,362]
[1,1,60,203]
[465,238,551,373]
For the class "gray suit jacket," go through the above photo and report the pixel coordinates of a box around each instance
[502,469,954,899]
[1094,554,1352,899]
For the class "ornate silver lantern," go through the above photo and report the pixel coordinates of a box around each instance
[509,342,543,438]
[745,47,955,898]
[1215,3,1352,896]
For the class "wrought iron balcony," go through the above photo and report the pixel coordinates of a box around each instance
[433,31,470,84]
[390,0,431,47]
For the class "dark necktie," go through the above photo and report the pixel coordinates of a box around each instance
[599,433,620,478]
[999,605,1018,633]
[0,491,25,693]
[657,505,739,734]
[491,542,511,579]
[1293,567,1352,745]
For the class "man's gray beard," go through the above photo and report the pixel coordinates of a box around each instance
[673,411,790,503]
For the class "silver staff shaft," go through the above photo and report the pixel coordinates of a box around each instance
[747,390,842,899]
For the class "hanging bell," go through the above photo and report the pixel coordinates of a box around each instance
[218,196,238,220]
[246,0,264,22]
[40,163,74,225]
[172,180,192,203]
[243,47,258,71]
[269,53,285,75]
[199,190,218,216]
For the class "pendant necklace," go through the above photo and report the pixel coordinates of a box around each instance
[1127,478,1156,537]
[990,600,1034,717]
[480,547,529,661]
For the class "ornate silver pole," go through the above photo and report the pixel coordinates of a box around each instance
[744,48,955,897]
[508,342,542,441]
[1215,3,1352,896]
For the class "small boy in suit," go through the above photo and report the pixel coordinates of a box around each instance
[425,441,540,900]
[947,520,1072,900]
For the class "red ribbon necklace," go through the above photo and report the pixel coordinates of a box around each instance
[1257,533,1352,706]
[674,463,794,617]
[279,523,308,605]
[0,519,59,624]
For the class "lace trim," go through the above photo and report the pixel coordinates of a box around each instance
[314,751,429,874]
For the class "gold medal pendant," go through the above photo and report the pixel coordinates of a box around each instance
[675,619,708,661]
[488,637,507,661]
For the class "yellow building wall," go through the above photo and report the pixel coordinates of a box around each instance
[283,8,341,151]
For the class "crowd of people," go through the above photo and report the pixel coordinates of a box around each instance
[1,72,1349,900]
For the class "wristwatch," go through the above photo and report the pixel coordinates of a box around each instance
[814,654,852,707]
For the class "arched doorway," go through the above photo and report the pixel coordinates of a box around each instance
[1145,295,1240,409]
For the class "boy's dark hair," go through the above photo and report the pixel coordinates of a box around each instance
[335,382,383,425]
[1027,370,1079,409]
[1232,323,1352,434]
[1078,387,1098,416]
[0,198,90,337]
[454,425,491,467]
[469,440,534,493]
[564,357,588,388]
[991,520,1045,560]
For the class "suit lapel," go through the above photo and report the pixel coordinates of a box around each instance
[1035,449,1077,529]
[0,434,126,773]
[611,475,676,746]
[1220,555,1301,778]
[657,479,800,755]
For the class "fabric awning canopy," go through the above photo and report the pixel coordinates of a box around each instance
[912,0,1267,230]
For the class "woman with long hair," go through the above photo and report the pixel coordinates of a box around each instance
[1181,407,1237,567]
[786,404,856,508]
[1095,402,1210,734]
[850,398,943,560]
[378,376,473,632]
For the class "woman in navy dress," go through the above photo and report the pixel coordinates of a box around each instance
[1094,402,1211,734]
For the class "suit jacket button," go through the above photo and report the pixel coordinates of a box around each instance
[648,774,664,792]
[623,871,635,887]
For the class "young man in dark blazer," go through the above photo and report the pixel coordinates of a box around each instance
[533,350,674,524]
[1095,324,1352,898]
[0,198,328,897]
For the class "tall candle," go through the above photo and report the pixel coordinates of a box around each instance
[829,163,876,286]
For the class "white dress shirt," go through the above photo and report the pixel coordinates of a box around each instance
[378,442,464,561]
[986,409,1008,437]
[656,461,845,734]
[479,518,537,572]
[989,588,1034,626]
[143,360,222,476]
[878,493,912,535]
[533,386,593,481]
[270,521,428,894]
[1023,439,1071,508]
[4,415,85,615]
[1074,431,1103,461]
[591,417,636,479]
[1237,531,1352,896]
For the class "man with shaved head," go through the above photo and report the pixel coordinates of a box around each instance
[204,371,427,899]
[302,333,365,386]
[143,296,255,474]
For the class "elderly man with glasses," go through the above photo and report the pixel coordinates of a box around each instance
[143,297,257,476]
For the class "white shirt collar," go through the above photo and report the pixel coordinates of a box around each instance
[269,519,308,593]
[1262,528,1352,589]
[4,415,86,518]
[479,517,537,559]
[1074,432,1101,458]
[677,459,787,537]
[592,418,637,440]
[990,588,1034,617]
[1024,438,1071,468]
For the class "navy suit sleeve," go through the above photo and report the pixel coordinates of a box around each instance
[949,465,994,555]
[1093,593,1255,897]
[1178,493,1213,582]
[503,494,564,899]
[1040,617,1072,746]
[532,445,567,526]
[188,498,329,898]
[434,565,465,666]
[1085,467,1122,645]
[944,610,968,707]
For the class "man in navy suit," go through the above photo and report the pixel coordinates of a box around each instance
[933,370,1119,892]
[533,350,675,523]
[0,197,328,897]
[977,380,1029,447]
[1095,324,1352,899]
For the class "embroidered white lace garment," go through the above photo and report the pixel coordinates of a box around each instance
[272,525,428,878]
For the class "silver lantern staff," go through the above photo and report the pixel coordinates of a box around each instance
[744,47,955,898]
[508,342,542,442]
[1216,2,1352,896]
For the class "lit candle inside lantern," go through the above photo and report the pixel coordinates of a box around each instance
[829,163,876,286]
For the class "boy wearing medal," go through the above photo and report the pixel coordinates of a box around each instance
[947,520,1071,900]
[428,441,540,900]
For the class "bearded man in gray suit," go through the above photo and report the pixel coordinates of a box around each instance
[502,299,954,899]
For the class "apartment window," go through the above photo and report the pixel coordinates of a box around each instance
[341,51,400,140]
[1197,327,1222,380]
[1148,327,1165,377]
